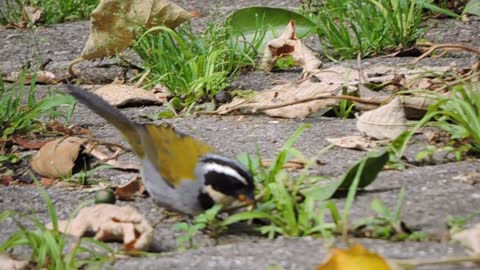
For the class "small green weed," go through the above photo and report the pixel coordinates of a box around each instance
[275,56,296,69]
[447,210,480,234]
[172,125,388,243]
[332,88,356,119]
[133,21,262,112]
[67,165,112,185]
[353,186,426,241]
[0,0,98,25]
[0,182,114,269]
[0,73,76,139]
[302,0,423,59]
[390,81,480,161]
[415,144,470,163]
[173,204,224,251]
[222,124,336,238]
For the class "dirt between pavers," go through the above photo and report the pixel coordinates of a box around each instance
[1,0,480,268]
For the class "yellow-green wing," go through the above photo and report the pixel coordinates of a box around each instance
[139,123,215,187]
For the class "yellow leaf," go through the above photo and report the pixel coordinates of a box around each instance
[317,244,392,270]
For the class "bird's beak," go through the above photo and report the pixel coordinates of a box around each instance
[238,193,256,208]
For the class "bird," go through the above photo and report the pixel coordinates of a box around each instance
[66,85,255,216]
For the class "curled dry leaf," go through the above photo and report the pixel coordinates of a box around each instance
[217,80,339,118]
[452,223,480,256]
[69,0,190,75]
[50,204,153,251]
[326,135,388,151]
[0,254,28,270]
[356,97,407,140]
[115,176,144,201]
[94,84,165,107]
[316,244,392,270]
[22,6,43,25]
[31,137,87,179]
[259,20,322,76]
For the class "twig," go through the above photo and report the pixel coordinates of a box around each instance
[200,95,383,115]
[67,57,83,78]
[411,43,480,66]
[392,256,480,268]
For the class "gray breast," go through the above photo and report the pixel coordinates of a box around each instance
[140,159,204,215]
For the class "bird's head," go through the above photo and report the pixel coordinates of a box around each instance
[196,154,256,210]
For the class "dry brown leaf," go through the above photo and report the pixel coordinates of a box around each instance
[12,136,52,150]
[453,171,480,185]
[4,70,56,84]
[31,137,87,179]
[49,204,153,251]
[115,176,144,201]
[94,84,164,107]
[261,158,306,170]
[356,97,407,140]
[259,20,322,76]
[1,175,14,186]
[316,244,392,270]
[78,0,190,61]
[89,146,141,171]
[452,223,480,256]
[363,65,450,84]
[326,135,388,151]
[40,177,56,187]
[314,66,360,87]
[0,254,28,270]
[22,6,43,25]
[218,80,339,118]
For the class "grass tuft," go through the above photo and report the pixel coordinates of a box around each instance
[133,21,263,112]
[0,0,98,25]
[302,0,424,59]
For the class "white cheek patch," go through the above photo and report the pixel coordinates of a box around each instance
[203,162,248,185]
[205,185,235,205]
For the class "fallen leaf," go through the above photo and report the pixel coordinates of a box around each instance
[226,6,317,51]
[453,171,480,185]
[40,177,56,187]
[302,151,389,200]
[261,158,306,170]
[217,80,339,118]
[22,6,43,25]
[313,66,360,87]
[4,70,56,84]
[115,176,144,201]
[326,135,388,151]
[12,136,52,150]
[259,20,322,76]
[356,97,408,140]
[31,136,87,178]
[1,175,14,186]
[452,223,480,256]
[88,143,141,171]
[0,254,28,270]
[316,244,392,270]
[94,84,164,107]
[363,65,450,85]
[49,204,153,251]
[77,0,190,61]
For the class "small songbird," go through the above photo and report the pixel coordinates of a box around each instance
[66,85,255,215]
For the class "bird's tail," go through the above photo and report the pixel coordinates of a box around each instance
[65,85,145,157]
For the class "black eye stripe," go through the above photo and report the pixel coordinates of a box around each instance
[204,171,247,196]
